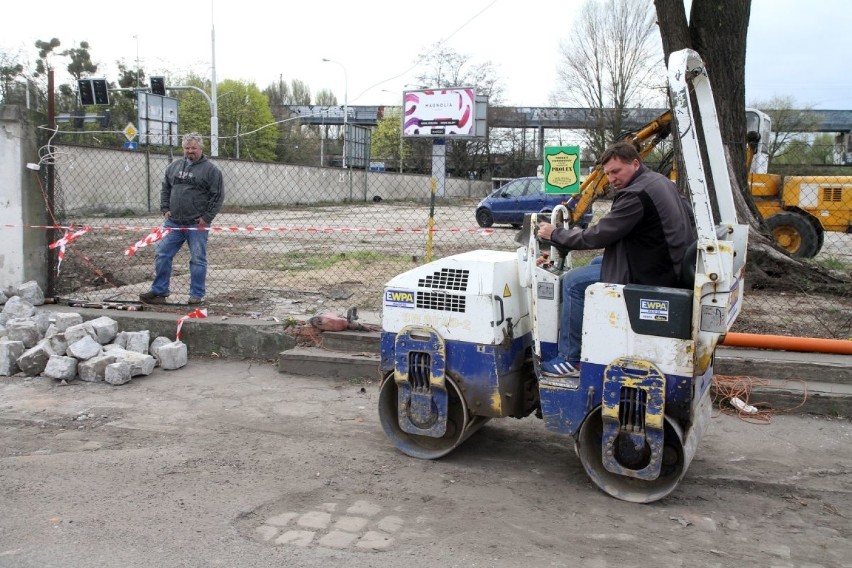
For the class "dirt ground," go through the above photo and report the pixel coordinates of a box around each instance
[53,201,852,339]
[1,359,850,568]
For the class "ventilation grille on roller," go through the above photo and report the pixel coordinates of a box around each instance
[416,291,466,313]
[418,268,469,291]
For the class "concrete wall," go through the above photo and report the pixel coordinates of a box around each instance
[0,106,48,290]
[53,145,493,215]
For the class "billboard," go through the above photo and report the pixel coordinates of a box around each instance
[402,88,487,138]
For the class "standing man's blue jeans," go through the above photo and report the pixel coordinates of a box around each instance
[555,256,603,364]
[151,219,209,298]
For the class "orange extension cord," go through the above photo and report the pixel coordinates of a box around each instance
[712,374,809,424]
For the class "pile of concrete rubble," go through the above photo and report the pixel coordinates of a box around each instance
[0,281,187,385]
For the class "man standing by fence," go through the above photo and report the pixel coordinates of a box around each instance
[140,133,224,305]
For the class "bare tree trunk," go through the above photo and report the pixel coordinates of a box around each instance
[653,0,849,294]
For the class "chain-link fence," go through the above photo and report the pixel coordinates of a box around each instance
[44,138,850,340]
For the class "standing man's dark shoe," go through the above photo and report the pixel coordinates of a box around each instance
[139,291,169,304]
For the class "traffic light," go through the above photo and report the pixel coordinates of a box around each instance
[72,109,85,128]
[91,79,110,105]
[150,76,166,96]
[78,79,110,105]
[78,79,95,105]
[100,109,111,128]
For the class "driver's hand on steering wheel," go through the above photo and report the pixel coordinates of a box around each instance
[538,221,556,241]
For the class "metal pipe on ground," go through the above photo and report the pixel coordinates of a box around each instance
[721,332,852,355]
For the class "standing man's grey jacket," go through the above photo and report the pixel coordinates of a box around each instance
[161,155,224,225]
[548,165,696,288]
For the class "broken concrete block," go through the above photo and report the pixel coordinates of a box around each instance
[77,354,117,382]
[48,333,68,357]
[16,342,52,376]
[0,290,6,304]
[33,312,52,336]
[66,335,102,361]
[64,322,97,345]
[105,361,132,385]
[17,281,45,306]
[149,336,172,364]
[2,297,35,318]
[158,341,188,370]
[6,319,40,349]
[43,355,78,380]
[54,312,83,332]
[114,351,156,377]
[122,330,150,354]
[0,340,26,376]
[88,316,118,345]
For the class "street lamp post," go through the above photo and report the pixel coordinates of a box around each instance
[322,58,348,168]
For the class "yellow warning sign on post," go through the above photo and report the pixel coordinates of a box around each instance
[503,284,512,297]
[123,123,138,142]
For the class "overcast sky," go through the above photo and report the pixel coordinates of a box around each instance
[2,0,849,110]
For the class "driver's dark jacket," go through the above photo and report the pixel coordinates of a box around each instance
[549,165,695,288]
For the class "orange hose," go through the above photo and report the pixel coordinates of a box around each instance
[721,332,852,355]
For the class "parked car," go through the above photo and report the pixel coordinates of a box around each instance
[475,177,593,229]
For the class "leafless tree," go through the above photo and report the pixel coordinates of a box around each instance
[554,0,665,157]
[413,44,504,178]
[749,95,821,161]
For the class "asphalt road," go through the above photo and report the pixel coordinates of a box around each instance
[1,359,850,568]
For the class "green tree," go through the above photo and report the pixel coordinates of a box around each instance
[314,88,337,106]
[33,38,61,78]
[61,41,96,81]
[177,75,277,160]
[264,77,318,164]
[371,108,408,171]
[0,51,24,105]
[216,79,278,161]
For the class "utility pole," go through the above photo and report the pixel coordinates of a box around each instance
[133,35,140,90]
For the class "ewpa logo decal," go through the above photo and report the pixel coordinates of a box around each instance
[640,298,670,321]
[385,289,415,308]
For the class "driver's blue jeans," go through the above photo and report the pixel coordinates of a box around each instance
[150,219,209,298]
[554,256,603,364]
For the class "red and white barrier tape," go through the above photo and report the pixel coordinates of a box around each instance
[125,227,171,256]
[176,308,207,341]
[12,223,496,264]
[1,223,495,235]
[48,227,91,272]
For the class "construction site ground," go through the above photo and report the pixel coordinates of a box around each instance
[1,357,850,568]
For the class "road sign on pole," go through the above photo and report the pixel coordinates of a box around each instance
[123,123,139,142]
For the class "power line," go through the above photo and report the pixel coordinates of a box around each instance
[350,0,497,103]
